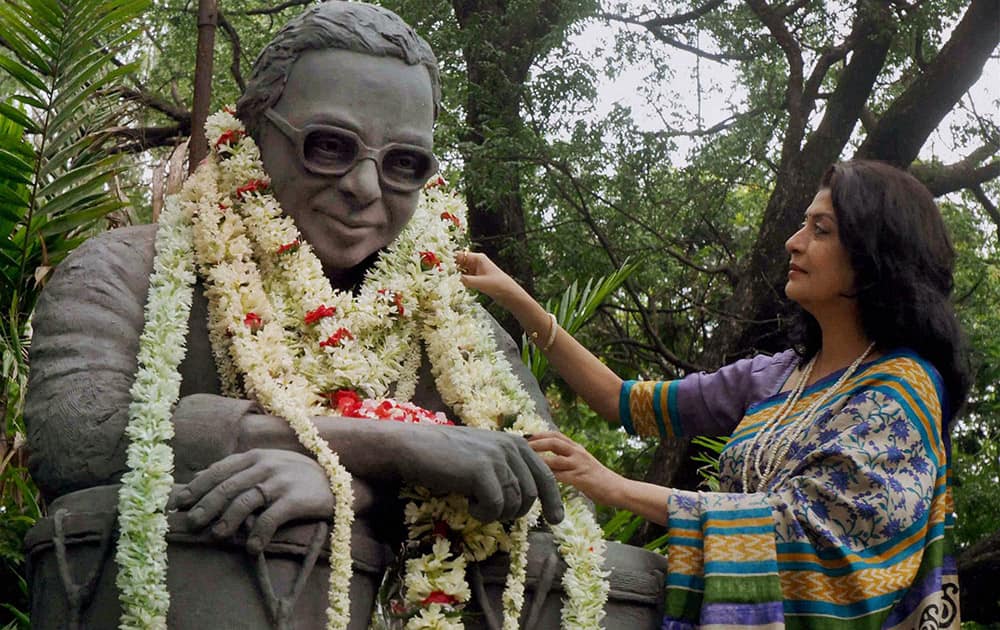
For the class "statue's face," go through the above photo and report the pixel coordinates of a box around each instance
[258,48,436,274]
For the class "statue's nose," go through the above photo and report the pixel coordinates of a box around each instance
[336,158,382,208]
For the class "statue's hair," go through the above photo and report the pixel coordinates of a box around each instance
[236,1,441,139]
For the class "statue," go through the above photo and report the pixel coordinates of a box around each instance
[23,3,667,628]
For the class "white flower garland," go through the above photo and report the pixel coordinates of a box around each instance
[115,172,197,629]
[119,109,608,629]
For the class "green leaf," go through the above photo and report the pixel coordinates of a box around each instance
[0,163,33,187]
[0,55,47,94]
[37,155,119,200]
[38,202,119,236]
[0,104,38,135]
[0,11,52,74]
[1,0,59,45]
[49,62,139,120]
[523,259,640,382]
[11,94,46,110]
[36,171,115,218]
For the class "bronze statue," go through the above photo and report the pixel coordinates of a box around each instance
[23,3,666,627]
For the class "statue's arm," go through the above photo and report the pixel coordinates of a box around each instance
[24,226,254,499]
[230,304,562,524]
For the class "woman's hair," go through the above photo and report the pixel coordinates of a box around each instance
[790,159,971,422]
[236,1,441,140]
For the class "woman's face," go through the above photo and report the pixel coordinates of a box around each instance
[784,189,857,313]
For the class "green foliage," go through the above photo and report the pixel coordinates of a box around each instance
[522,259,640,384]
[0,0,150,623]
[941,192,1000,550]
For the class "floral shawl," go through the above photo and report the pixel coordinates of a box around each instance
[621,350,959,629]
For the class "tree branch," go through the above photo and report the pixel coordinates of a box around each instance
[970,184,1000,245]
[604,0,728,28]
[908,142,1000,196]
[538,161,704,373]
[599,12,750,62]
[217,10,246,92]
[108,124,189,154]
[746,0,806,164]
[220,0,313,16]
[104,86,191,124]
[856,0,1000,167]
[652,106,769,138]
[800,0,895,170]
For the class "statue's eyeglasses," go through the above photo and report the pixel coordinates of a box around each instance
[264,108,439,193]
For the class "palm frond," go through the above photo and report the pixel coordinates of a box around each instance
[0,0,149,325]
[522,259,641,382]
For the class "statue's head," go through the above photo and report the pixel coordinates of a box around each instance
[237,2,442,284]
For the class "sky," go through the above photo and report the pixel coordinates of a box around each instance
[562,10,999,167]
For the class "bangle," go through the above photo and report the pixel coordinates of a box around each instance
[542,312,558,351]
[529,312,559,351]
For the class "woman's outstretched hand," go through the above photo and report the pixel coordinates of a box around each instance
[456,250,527,311]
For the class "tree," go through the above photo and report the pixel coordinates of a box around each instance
[0,0,150,623]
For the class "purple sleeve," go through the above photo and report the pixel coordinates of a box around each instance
[619,350,798,439]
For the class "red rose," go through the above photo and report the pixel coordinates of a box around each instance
[374,400,395,419]
[426,176,447,189]
[440,212,461,229]
[304,304,337,325]
[393,292,405,316]
[214,129,244,148]
[421,591,459,607]
[432,520,450,539]
[419,251,441,272]
[324,389,362,416]
[319,327,354,348]
[236,179,269,200]
[276,239,301,255]
[243,312,262,332]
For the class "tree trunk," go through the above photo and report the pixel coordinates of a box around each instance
[188,0,217,172]
[957,529,1000,623]
[451,0,590,337]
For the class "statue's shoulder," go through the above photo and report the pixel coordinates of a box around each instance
[41,224,159,306]
[65,224,158,268]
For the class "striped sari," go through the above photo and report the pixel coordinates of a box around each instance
[621,350,959,629]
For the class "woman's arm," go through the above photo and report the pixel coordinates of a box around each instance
[527,432,669,525]
[457,251,623,424]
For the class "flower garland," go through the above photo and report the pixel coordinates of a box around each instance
[120,108,608,629]
[115,168,198,629]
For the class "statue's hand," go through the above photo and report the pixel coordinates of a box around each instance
[173,449,369,554]
[390,423,564,525]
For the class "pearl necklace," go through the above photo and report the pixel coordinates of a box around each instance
[741,342,876,493]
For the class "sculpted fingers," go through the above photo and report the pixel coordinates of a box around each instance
[246,501,286,555]
[211,485,268,539]
[520,438,564,524]
[504,444,538,519]
[186,465,267,529]
[466,470,505,523]
[175,451,256,509]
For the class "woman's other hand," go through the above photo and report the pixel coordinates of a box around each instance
[527,431,670,525]
[527,431,624,507]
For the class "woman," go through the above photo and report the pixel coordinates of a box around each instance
[458,160,967,628]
